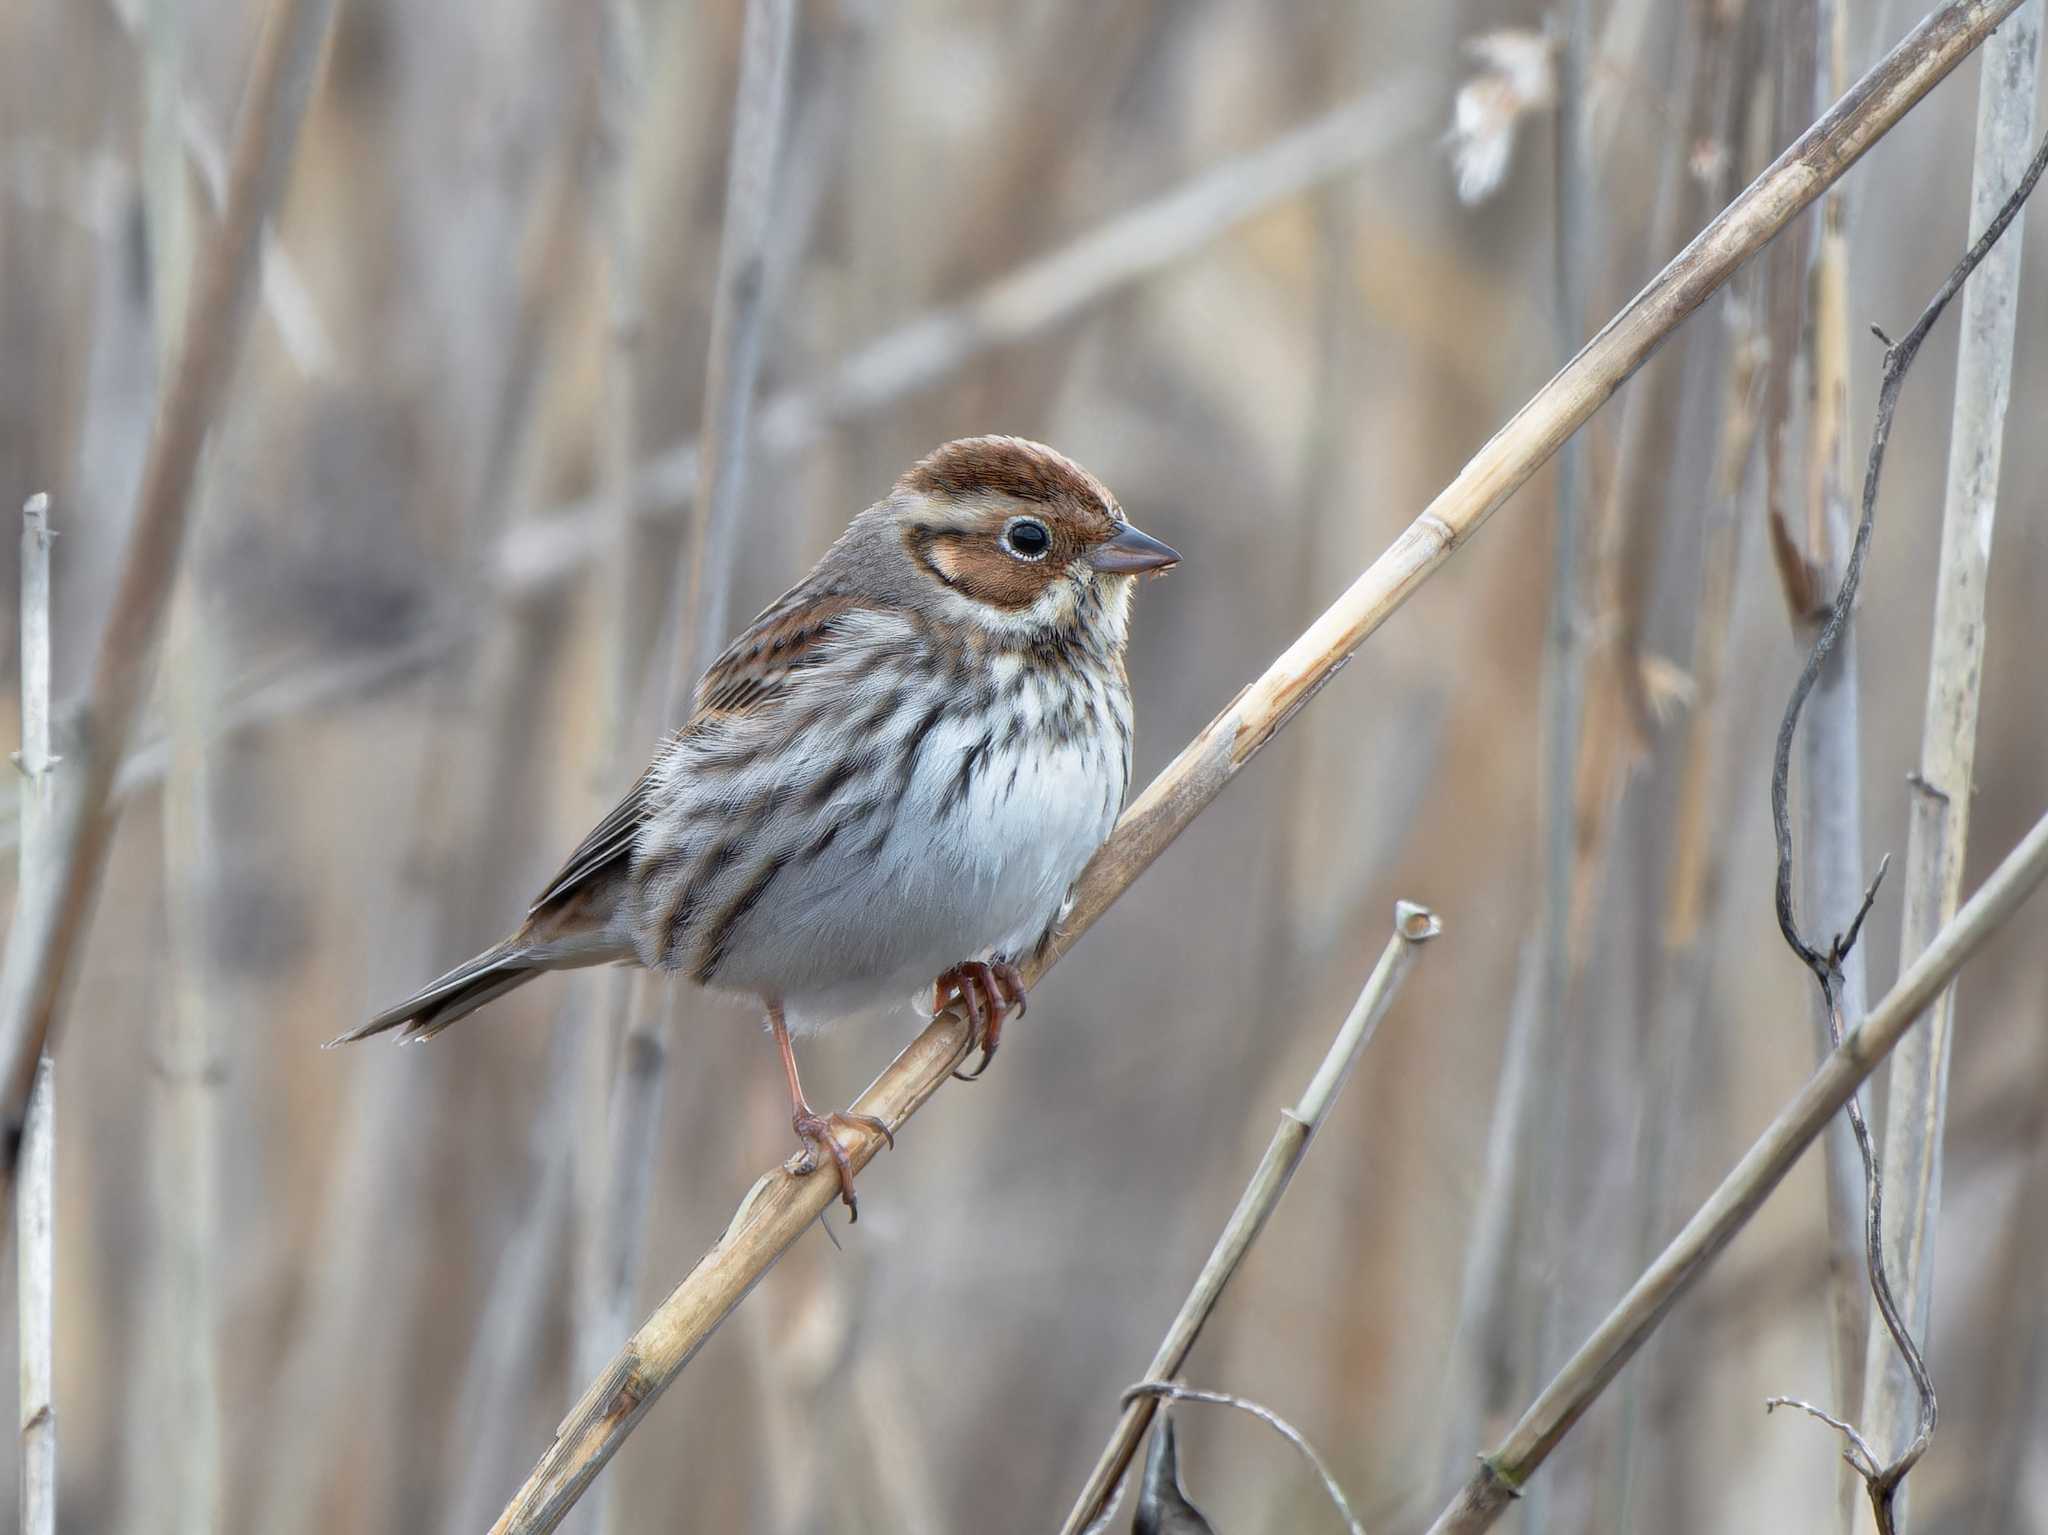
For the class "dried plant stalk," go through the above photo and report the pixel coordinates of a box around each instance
[1059,903,1440,1534]
[486,9,2023,1527]
[0,0,339,1160]
[16,494,57,1535]
[581,9,796,1530]
[1864,0,2043,1496]
[1425,805,2048,1535]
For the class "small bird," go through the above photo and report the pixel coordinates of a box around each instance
[335,436,1179,1216]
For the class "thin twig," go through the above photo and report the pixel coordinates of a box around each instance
[1120,1383,1367,1535]
[1766,115,2048,1533]
[490,12,2017,1525]
[15,494,57,1535]
[1061,904,1440,1533]
[581,8,796,1530]
[558,9,656,1534]
[1523,13,1595,1519]
[680,0,795,686]
[1767,1395,1883,1478]
[1757,11,1876,1515]
[1864,0,2043,1498]
[1436,940,1543,1485]
[1425,803,2048,1534]
[106,0,337,376]
[0,0,338,1163]
[490,76,1435,599]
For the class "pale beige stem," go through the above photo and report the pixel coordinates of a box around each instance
[1425,806,2048,1535]
[582,9,796,1531]
[1864,0,2043,1506]
[1812,28,1876,1531]
[0,0,338,1163]
[490,8,2021,1526]
[1059,903,1440,1535]
[16,494,57,1535]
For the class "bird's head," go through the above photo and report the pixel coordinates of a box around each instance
[885,435,1179,645]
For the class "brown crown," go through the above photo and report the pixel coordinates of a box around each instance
[899,436,1118,521]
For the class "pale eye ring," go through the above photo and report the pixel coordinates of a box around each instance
[1003,517,1052,560]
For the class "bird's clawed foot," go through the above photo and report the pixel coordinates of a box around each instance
[792,1107,894,1222]
[935,958,1028,1082]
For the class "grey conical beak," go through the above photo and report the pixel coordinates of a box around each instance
[1088,522,1181,574]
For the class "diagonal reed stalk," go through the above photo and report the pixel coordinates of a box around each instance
[1059,903,1440,1534]
[0,0,338,1167]
[15,494,57,1535]
[479,7,2025,1529]
[1862,2,2042,1507]
[1424,804,2048,1535]
[579,7,796,1531]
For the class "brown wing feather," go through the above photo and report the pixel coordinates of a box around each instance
[527,587,862,915]
[527,765,657,914]
[692,589,860,719]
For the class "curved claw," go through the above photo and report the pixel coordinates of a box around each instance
[940,959,1029,1082]
[792,1109,894,1222]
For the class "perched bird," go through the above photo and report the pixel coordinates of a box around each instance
[335,436,1179,1216]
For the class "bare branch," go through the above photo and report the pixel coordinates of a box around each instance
[0,0,339,1166]
[1061,904,1440,1533]
[1865,0,2044,1499]
[1766,103,2048,1529]
[1425,803,2048,1535]
[16,493,57,1535]
[579,8,797,1529]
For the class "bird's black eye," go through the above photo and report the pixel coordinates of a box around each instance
[1004,518,1051,559]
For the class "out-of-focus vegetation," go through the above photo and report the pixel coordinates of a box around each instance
[1,2,2045,1531]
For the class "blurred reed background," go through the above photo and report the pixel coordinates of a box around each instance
[2,1,2047,1531]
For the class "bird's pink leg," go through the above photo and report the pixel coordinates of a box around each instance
[934,959,1028,1081]
[768,997,892,1221]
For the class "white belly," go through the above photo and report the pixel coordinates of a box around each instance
[670,678,1126,1028]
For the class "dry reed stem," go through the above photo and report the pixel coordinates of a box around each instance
[1523,21,1598,1519]
[0,0,337,1160]
[1761,10,1877,1510]
[153,634,227,1535]
[140,13,227,1518]
[484,14,2019,1525]
[491,76,1434,598]
[0,631,457,858]
[1060,903,1440,1533]
[15,494,56,1535]
[1766,106,2048,1531]
[678,0,795,685]
[561,9,655,1532]
[1863,1,2043,1498]
[110,0,337,376]
[1425,804,2048,1535]
[583,10,796,1530]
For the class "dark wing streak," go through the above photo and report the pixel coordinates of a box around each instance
[528,767,658,915]
[529,588,869,917]
[693,589,862,721]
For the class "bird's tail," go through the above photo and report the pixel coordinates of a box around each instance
[331,907,631,1047]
